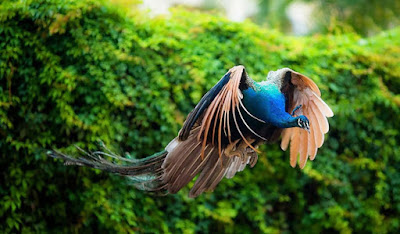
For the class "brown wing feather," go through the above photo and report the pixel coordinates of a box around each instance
[291,72,321,96]
[304,105,317,159]
[299,129,309,169]
[161,66,264,197]
[280,129,291,151]
[289,128,300,167]
[197,65,259,159]
[281,72,333,168]
[188,145,258,197]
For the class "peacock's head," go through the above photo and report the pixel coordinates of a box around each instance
[297,115,310,132]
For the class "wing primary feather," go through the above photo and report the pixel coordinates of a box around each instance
[290,128,300,168]
[309,103,325,148]
[212,97,224,144]
[311,101,330,133]
[184,145,210,174]
[168,144,206,192]
[222,103,228,139]
[199,91,224,159]
[312,92,334,117]
[207,163,231,191]
[308,109,323,149]
[179,72,232,140]
[222,88,232,142]
[163,140,201,183]
[304,106,317,160]
[299,130,309,169]
[280,129,291,151]
[218,103,224,161]
[169,145,213,192]
[226,105,232,143]
[189,152,221,197]
[310,148,318,160]
[190,147,215,177]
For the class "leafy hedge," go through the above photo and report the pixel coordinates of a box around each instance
[1,0,400,233]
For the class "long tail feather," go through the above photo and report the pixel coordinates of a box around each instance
[48,146,167,193]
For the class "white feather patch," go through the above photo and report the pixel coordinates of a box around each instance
[165,138,179,152]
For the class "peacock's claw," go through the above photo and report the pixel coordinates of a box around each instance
[224,139,256,159]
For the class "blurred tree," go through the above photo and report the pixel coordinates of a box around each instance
[255,0,400,36]
[254,0,293,32]
[314,0,400,35]
[108,0,400,36]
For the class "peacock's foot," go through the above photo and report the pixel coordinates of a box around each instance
[224,138,256,159]
[291,105,303,116]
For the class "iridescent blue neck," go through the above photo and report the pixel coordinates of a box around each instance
[242,83,298,128]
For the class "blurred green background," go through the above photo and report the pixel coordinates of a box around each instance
[1,0,400,233]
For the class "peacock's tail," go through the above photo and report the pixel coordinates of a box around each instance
[49,125,259,197]
[48,146,168,193]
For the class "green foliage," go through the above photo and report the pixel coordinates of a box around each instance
[1,0,400,233]
[314,0,400,36]
[256,0,400,36]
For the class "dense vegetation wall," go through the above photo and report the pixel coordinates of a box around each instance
[1,0,400,233]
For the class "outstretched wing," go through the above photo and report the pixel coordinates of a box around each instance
[178,65,261,158]
[280,71,334,169]
[164,65,263,197]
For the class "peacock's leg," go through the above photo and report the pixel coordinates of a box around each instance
[236,139,255,160]
[291,105,303,116]
[224,139,242,158]
[224,138,256,159]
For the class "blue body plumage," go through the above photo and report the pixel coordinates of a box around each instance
[242,82,299,129]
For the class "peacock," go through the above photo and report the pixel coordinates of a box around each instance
[50,65,333,197]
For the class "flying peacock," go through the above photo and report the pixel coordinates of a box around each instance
[50,65,333,197]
